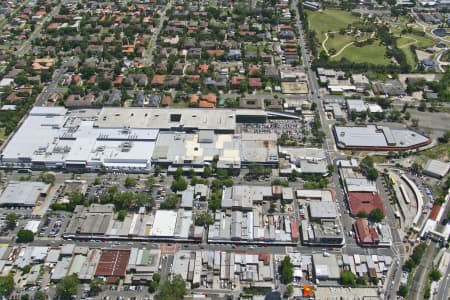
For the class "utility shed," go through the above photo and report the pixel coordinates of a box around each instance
[423,159,449,178]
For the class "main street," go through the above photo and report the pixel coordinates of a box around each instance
[290,1,405,298]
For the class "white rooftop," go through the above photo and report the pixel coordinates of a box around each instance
[151,210,178,237]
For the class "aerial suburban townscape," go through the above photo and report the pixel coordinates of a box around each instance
[0,0,449,299]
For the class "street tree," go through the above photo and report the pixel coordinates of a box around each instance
[159,274,186,300]
[429,268,442,281]
[398,285,408,297]
[16,230,34,243]
[6,213,18,230]
[89,278,104,296]
[368,208,384,223]
[0,275,14,297]
[56,274,79,300]
[124,176,138,188]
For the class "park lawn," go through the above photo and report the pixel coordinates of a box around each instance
[326,32,373,53]
[402,48,416,68]
[325,34,354,52]
[397,33,435,67]
[308,9,359,43]
[397,33,435,49]
[332,42,391,65]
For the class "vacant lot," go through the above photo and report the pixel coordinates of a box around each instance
[420,143,450,161]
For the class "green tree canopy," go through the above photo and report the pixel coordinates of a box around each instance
[117,210,127,221]
[6,213,18,230]
[124,176,138,188]
[159,274,186,300]
[341,270,356,287]
[366,168,379,181]
[89,277,104,296]
[368,208,384,223]
[195,212,214,226]
[280,256,294,283]
[16,230,34,243]
[398,285,408,297]
[0,275,14,297]
[357,211,368,218]
[160,194,179,209]
[56,274,79,300]
[171,177,188,192]
[429,268,442,281]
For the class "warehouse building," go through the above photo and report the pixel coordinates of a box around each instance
[334,125,431,150]
[78,249,101,281]
[0,181,50,207]
[95,249,130,283]
[423,159,449,178]
[65,204,115,237]
[240,133,279,167]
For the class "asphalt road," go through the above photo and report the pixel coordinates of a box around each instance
[15,4,61,58]
[436,260,450,300]
[290,1,405,297]
[35,57,78,106]
[144,0,174,66]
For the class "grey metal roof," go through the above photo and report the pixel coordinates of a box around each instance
[0,181,50,206]
[334,125,429,148]
[309,201,337,219]
[424,159,449,178]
